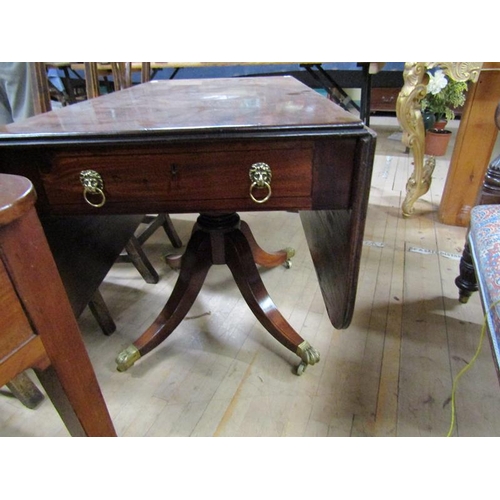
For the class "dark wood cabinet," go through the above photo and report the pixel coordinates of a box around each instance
[370,87,401,113]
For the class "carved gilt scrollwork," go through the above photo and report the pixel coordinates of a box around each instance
[396,62,483,217]
[436,62,482,82]
[397,62,428,151]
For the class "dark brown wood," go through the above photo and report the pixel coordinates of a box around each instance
[164,217,293,270]
[122,236,159,284]
[225,219,305,353]
[6,372,44,409]
[88,290,116,335]
[370,87,400,113]
[40,214,145,318]
[301,132,376,328]
[310,137,357,210]
[36,140,314,215]
[240,220,291,268]
[138,214,182,248]
[0,77,375,372]
[127,213,306,361]
[0,77,361,139]
[0,174,115,436]
[128,226,213,358]
[83,62,183,268]
[7,62,138,337]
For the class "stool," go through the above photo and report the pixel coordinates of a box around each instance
[456,102,500,303]
[468,204,500,384]
[0,173,116,436]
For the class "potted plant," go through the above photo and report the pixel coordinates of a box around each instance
[421,69,468,156]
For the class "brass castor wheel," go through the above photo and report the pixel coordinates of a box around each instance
[296,361,307,376]
[283,247,295,269]
[295,341,320,376]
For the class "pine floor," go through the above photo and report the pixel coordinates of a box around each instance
[2,116,500,437]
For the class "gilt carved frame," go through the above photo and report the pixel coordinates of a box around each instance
[396,62,483,217]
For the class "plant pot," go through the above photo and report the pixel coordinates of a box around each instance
[433,120,448,130]
[425,128,452,156]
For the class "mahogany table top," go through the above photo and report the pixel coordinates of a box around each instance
[0,76,362,143]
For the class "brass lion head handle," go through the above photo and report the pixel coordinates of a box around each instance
[80,169,106,208]
[249,162,272,204]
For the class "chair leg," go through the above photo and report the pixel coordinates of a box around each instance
[6,372,45,409]
[455,240,478,303]
[160,214,183,248]
[116,214,182,284]
[138,214,183,248]
[88,289,116,335]
[123,236,159,284]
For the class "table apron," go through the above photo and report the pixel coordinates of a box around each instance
[0,133,368,215]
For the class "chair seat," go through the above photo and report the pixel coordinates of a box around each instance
[468,204,500,374]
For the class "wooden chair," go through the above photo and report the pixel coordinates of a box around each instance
[83,62,183,279]
[2,63,151,410]
[0,173,116,436]
[83,62,150,96]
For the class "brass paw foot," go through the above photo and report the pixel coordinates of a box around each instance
[295,340,320,376]
[116,345,141,372]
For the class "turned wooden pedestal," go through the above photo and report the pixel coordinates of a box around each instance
[115,212,320,375]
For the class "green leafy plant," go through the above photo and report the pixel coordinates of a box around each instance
[421,69,468,122]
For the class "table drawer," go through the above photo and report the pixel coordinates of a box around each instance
[370,88,399,112]
[41,142,313,213]
[0,262,36,362]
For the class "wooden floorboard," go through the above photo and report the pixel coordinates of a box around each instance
[2,116,499,437]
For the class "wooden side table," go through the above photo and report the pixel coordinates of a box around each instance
[0,173,116,436]
[0,76,375,376]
